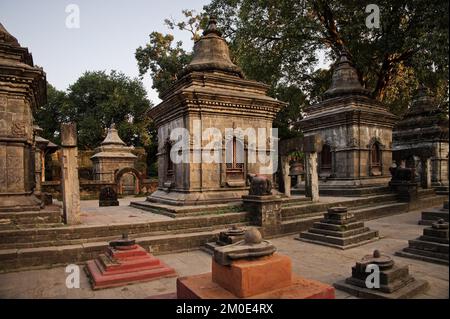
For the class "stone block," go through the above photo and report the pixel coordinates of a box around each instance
[211,254,292,298]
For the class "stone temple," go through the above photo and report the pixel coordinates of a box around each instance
[0,23,47,211]
[91,124,138,194]
[146,17,285,205]
[392,84,449,191]
[300,52,398,194]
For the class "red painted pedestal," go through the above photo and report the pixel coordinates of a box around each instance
[85,244,176,289]
[175,253,335,299]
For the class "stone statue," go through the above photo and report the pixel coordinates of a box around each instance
[99,186,119,206]
[213,228,276,266]
[389,164,415,182]
[247,174,272,196]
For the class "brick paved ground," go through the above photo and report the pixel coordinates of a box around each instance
[0,208,447,299]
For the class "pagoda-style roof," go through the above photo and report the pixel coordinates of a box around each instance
[177,17,243,79]
[91,124,136,160]
[100,124,126,146]
[0,23,47,108]
[149,16,286,126]
[301,52,397,131]
[322,52,371,99]
[393,84,449,144]
[0,23,20,47]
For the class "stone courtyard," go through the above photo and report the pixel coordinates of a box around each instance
[0,204,447,299]
[0,1,448,303]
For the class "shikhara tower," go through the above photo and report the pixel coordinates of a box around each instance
[147,17,285,205]
[300,52,397,193]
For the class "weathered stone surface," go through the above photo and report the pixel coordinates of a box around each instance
[146,16,285,206]
[90,124,138,195]
[419,201,449,225]
[334,250,429,299]
[213,228,276,266]
[242,195,282,235]
[85,235,176,289]
[247,174,272,196]
[98,186,119,207]
[396,219,449,265]
[0,23,46,211]
[60,123,81,225]
[300,52,397,190]
[298,206,379,249]
[393,84,449,189]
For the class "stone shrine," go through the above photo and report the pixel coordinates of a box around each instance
[145,17,285,205]
[0,23,47,211]
[175,228,335,299]
[334,250,428,299]
[203,225,246,254]
[297,206,379,249]
[91,124,137,188]
[85,233,176,289]
[300,52,397,193]
[392,84,449,190]
[419,200,449,225]
[396,219,449,265]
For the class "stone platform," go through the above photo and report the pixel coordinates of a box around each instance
[297,207,379,249]
[334,250,428,299]
[85,237,176,289]
[419,201,448,225]
[176,253,334,299]
[396,219,449,265]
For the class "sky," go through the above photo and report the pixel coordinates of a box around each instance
[0,0,209,104]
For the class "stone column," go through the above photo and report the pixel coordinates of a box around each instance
[242,195,283,237]
[421,158,431,189]
[281,156,291,197]
[306,152,319,202]
[60,123,81,224]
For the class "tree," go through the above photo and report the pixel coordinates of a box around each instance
[136,1,448,123]
[205,0,448,114]
[33,83,67,145]
[35,71,154,151]
[63,70,153,150]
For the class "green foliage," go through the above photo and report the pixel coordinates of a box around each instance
[34,71,154,151]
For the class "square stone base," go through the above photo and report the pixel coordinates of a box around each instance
[211,254,292,298]
[334,278,428,299]
[177,273,335,299]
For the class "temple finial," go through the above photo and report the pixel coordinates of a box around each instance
[203,15,222,37]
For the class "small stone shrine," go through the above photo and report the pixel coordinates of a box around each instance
[91,124,137,182]
[176,228,335,299]
[145,16,285,205]
[396,219,449,265]
[334,250,428,299]
[419,200,449,225]
[388,164,418,201]
[85,233,176,289]
[299,51,397,192]
[203,225,246,254]
[392,84,449,190]
[297,206,379,249]
[99,186,119,207]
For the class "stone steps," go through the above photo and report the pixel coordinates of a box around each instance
[281,194,398,221]
[0,211,251,249]
[0,228,229,272]
[129,200,243,217]
[0,206,63,230]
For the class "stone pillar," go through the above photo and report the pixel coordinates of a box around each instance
[421,158,432,189]
[281,156,291,197]
[60,123,81,224]
[306,152,319,202]
[34,147,42,193]
[242,195,283,236]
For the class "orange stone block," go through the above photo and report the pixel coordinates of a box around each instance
[212,253,292,298]
[177,272,335,299]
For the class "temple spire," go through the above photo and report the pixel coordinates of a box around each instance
[0,23,20,47]
[178,15,243,78]
[323,51,370,99]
